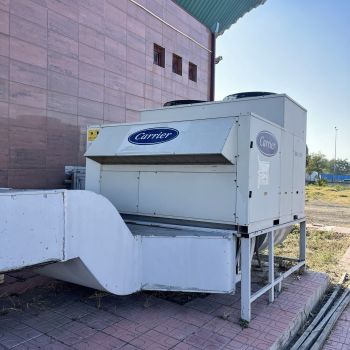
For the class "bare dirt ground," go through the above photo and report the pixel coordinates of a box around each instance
[306,201,350,228]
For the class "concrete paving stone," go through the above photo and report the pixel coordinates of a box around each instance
[323,340,349,350]
[104,324,142,343]
[329,327,350,340]
[78,309,122,330]
[0,316,42,348]
[248,337,276,350]
[206,294,240,306]
[135,329,179,348]
[20,309,72,332]
[53,301,96,319]
[173,307,215,327]
[184,328,230,349]
[4,321,42,340]
[104,319,150,342]
[0,271,329,350]
[46,321,97,345]
[232,332,264,347]
[120,345,139,350]
[11,334,71,350]
[252,314,288,329]
[202,317,231,333]
[210,304,242,321]
[116,306,177,329]
[223,339,250,350]
[129,331,172,350]
[184,298,222,314]
[72,331,126,350]
[340,309,350,322]
[209,323,241,340]
[154,316,199,340]
[171,343,199,350]
[327,335,350,346]
[251,329,278,344]
[0,332,25,349]
[106,302,150,319]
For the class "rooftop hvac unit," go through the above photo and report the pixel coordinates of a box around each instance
[0,94,306,322]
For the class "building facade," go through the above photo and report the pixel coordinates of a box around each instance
[0,0,211,188]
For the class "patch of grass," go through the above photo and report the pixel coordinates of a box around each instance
[306,184,350,205]
[275,228,350,283]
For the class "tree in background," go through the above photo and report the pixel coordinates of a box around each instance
[306,153,350,175]
[306,152,329,174]
[328,159,350,175]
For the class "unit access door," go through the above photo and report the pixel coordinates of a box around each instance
[248,117,281,228]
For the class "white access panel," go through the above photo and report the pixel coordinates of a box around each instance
[100,170,139,213]
[138,170,236,223]
[0,191,64,272]
[247,117,281,226]
[141,234,236,293]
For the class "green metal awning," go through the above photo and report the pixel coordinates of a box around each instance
[174,0,266,34]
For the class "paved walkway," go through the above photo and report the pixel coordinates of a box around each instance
[323,304,350,350]
[0,272,327,350]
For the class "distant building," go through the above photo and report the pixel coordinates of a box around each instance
[0,0,265,188]
[306,171,319,182]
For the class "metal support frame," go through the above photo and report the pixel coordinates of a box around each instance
[240,219,306,322]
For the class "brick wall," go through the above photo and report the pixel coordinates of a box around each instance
[0,0,211,189]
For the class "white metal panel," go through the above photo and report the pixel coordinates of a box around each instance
[248,117,281,224]
[138,170,236,223]
[284,97,307,139]
[100,169,139,213]
[85,158,101,193]
[0,190,65,272]
[85,117,237,164]
[40,190,142,295]
[141,235,236,293]
[140,94,306,132]
[235,116,251,226]
[279,130,294,221]
[292,136,306,217]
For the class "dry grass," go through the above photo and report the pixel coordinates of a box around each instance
[306,184,350,205]
[275,228,350,283]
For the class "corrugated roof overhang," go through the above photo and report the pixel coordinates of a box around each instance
[174,0,266,34]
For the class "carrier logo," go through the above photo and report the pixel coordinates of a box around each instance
[128,127,179,145]
[256,131,278,157]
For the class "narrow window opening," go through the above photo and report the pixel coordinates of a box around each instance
[172,54,182,75]
[188,62,197,82]
[153,44,165,68]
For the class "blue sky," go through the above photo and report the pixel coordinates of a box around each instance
[216,0,350,160]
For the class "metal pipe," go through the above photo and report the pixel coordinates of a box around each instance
[333,126,338,182]
[128,0,211,53]
[250,261,305,303]
[210,32,216,101]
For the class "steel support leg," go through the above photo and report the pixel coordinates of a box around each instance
[241,237,251,322]
[268,231,274,303]
[299,220,306,272]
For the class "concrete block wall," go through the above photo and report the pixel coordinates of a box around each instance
[0,0,211,188]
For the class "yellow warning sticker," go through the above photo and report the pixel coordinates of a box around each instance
[88,128,100,141]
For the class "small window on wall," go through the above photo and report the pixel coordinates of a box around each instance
[189,62,197,82]
[172,54,182,75]
[153,44,165,67]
